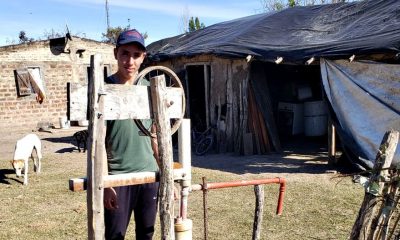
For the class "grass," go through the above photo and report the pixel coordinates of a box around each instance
[0,149,364,239]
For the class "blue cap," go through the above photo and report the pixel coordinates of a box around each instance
[116,29,146,50]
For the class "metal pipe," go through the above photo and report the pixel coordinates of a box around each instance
[191,177,286,215]
[180,186,189,220]
[202,177,209,240]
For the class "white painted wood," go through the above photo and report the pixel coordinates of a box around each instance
[69,83,183,121]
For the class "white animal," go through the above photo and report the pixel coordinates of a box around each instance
[11,134,42,185]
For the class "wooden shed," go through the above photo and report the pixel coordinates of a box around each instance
[146,0,400,168]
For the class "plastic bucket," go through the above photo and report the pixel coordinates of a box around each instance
[304,101,327,136]
[59,116,70,129]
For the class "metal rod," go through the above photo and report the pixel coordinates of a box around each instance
[191,177,286,215]
[202,177,208,240]
[180,186,189,220]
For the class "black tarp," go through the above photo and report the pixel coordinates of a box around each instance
[321,59,400,169]
[148,0,400,64]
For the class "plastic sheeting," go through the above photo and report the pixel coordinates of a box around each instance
[148,0,400,64]
[320,59,400,169]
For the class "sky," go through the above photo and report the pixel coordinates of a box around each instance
[0,0,265,47]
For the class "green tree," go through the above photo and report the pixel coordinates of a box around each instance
[188,17,205,32]
[288,0,297,7]
[19,31,34,43]
[102,26,148,44]
[102,26,127,44]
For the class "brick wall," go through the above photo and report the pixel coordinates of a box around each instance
[0,37,117,129]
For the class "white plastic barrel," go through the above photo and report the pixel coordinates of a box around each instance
[59,116,70,129]
[304,101,327,136]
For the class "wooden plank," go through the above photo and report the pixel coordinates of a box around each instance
[69,83,183,121]
[87,54,105,239]
[234,78,243,155]
[69,168,188,192]
[226,64,233,151]
[242,72,250,154]
[248,85,261,154]
[256,104,271,153]
[328,118,337,165]
[151,75,175,240]
[243,133,254,156]
[204,65,210,128]
[250,63,281,152]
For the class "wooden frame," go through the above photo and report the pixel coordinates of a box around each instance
[73,54,187,240]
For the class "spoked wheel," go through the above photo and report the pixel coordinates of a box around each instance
[195,137,213,156]
[134,66,186,137]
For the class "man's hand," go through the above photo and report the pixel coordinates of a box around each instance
[104,187,118,210]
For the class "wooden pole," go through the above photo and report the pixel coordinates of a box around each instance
[328,118,337,165]
[350,130,399,240]
[87,54,106,240]
[151,75,175,240]
[252,185,264,240]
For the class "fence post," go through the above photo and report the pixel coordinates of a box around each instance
[151,74,175,240]
[87,54,106,239]
[350,130,399,240]
[253,185,264,240]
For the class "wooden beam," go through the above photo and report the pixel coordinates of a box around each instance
[69,83,183,121]
[87,54,106,239]
[151,75,175,240]
[69,168,187,192]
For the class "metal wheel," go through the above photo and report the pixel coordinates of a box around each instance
[134,66,186,137]
[195,137,213,156]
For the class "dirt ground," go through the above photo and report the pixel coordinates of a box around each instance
[0,125,88,161]
[0,124,343,183]
[0,124,362,239]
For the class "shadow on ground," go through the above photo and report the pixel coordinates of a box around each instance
[42,136,75,144]
[190,137,341,175]
[0,168,22,185]
[191,152,330,175]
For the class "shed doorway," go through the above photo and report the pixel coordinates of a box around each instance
[186,64,210,131]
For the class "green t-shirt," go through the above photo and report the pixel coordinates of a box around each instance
[105,75,158,175]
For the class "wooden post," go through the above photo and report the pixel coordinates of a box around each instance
[252,185,264,240]
[87,54,106,239]
[328,119,337,165]
[151,75,175,240]
[350,130,399,240]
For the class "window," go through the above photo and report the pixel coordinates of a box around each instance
[14,67,46,99]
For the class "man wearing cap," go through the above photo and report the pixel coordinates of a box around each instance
[103,29,160,240]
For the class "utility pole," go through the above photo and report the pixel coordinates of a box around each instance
[105,0,110,30]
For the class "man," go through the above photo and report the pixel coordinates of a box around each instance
[103,29,160,240]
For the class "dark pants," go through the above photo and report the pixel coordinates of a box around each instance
[105,182,159,240]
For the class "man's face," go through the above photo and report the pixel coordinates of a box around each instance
[114,44,146,81]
